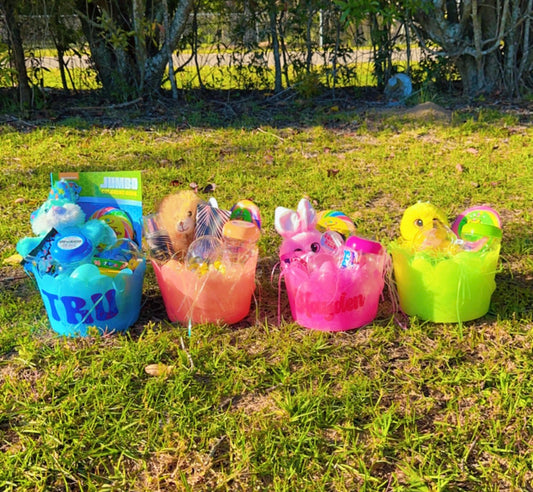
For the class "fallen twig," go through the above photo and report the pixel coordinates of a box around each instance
[180,335,194,369]
[65,97,144,112]
[0,275,27,282]
[208,435,228,459]
[1,115,37,129]
[256,127,285,142]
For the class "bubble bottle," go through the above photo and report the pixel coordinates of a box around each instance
[143,213,174,263]
[50,229,95,276]
[221,220,260,265]
[342,236,385,274]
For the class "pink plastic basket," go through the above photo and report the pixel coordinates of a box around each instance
[281,251,386,331]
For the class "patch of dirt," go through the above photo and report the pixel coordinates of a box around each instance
[377,101,454,122]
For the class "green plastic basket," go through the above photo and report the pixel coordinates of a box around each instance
[389,242,500,323]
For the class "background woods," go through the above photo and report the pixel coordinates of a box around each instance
[0,0,532,106]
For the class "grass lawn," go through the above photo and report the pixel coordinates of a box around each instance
[0,93,532,491]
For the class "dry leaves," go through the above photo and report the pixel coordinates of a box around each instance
[144,364,175,377]
[3,254,23,265]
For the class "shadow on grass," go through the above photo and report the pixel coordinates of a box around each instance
[491,270,533,320]
[0,86,439,132]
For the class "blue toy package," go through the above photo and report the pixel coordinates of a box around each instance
[51,171,144,244]
[18,171,146,337]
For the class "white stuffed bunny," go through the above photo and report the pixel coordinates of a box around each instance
[275,198,322,262]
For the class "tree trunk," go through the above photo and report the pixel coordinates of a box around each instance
[455,0,501,95]
[191,3,205,90]
[143,0,194,95]
[76,0,140,100]
[162,0,178,99]
[243,0,257,47]
[277,8,291,88]
[369,13,392,89]
[412,0,532,97]
[57,47,69,90]
[75,0,192,101]
[305,6,315,72]
[0,0,31,108]
[268,5,283,93]
[132,0,147,93]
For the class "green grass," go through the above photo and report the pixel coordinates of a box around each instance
[34,62,375,92]
[0,100,532,491]
[22,49,427,96]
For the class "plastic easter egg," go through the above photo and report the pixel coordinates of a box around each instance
[70,263,101,282]
[316,210,356,237]
[90,207,134,240]
[452,206,501,237]
[185,236,223,271]
[230,200,261,230]
[451,206,501,251]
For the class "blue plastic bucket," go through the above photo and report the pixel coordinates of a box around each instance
[34,260,146,336]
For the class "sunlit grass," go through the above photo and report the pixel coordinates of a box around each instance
[35,62,377,92]
[31,66,101,91]
[21,46,428,94]
[0,103,532,490]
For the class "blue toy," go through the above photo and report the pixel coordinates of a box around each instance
[17,180,86,258]
[16,179,117,274]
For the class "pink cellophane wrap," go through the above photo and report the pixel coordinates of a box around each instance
[282,252,385,331]
[152,254,257,325]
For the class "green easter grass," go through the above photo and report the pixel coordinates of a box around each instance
[1,100,532,491]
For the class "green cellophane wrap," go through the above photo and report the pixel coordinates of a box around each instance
[389,241,500,323]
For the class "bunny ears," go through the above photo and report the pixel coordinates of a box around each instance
[275,199,317,238]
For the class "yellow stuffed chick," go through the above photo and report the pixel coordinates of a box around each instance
[400,202,459,253]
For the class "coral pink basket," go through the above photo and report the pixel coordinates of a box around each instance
[152,256,257,325]
[281,253,386,331]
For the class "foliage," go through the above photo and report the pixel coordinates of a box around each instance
[409,51,461,100]
[408,0,533,97]
[67,0,195,100]
[1,0,533,103]
[0,42,15,88]
[293,69,323,98]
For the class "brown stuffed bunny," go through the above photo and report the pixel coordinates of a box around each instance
[158,190,203,259]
